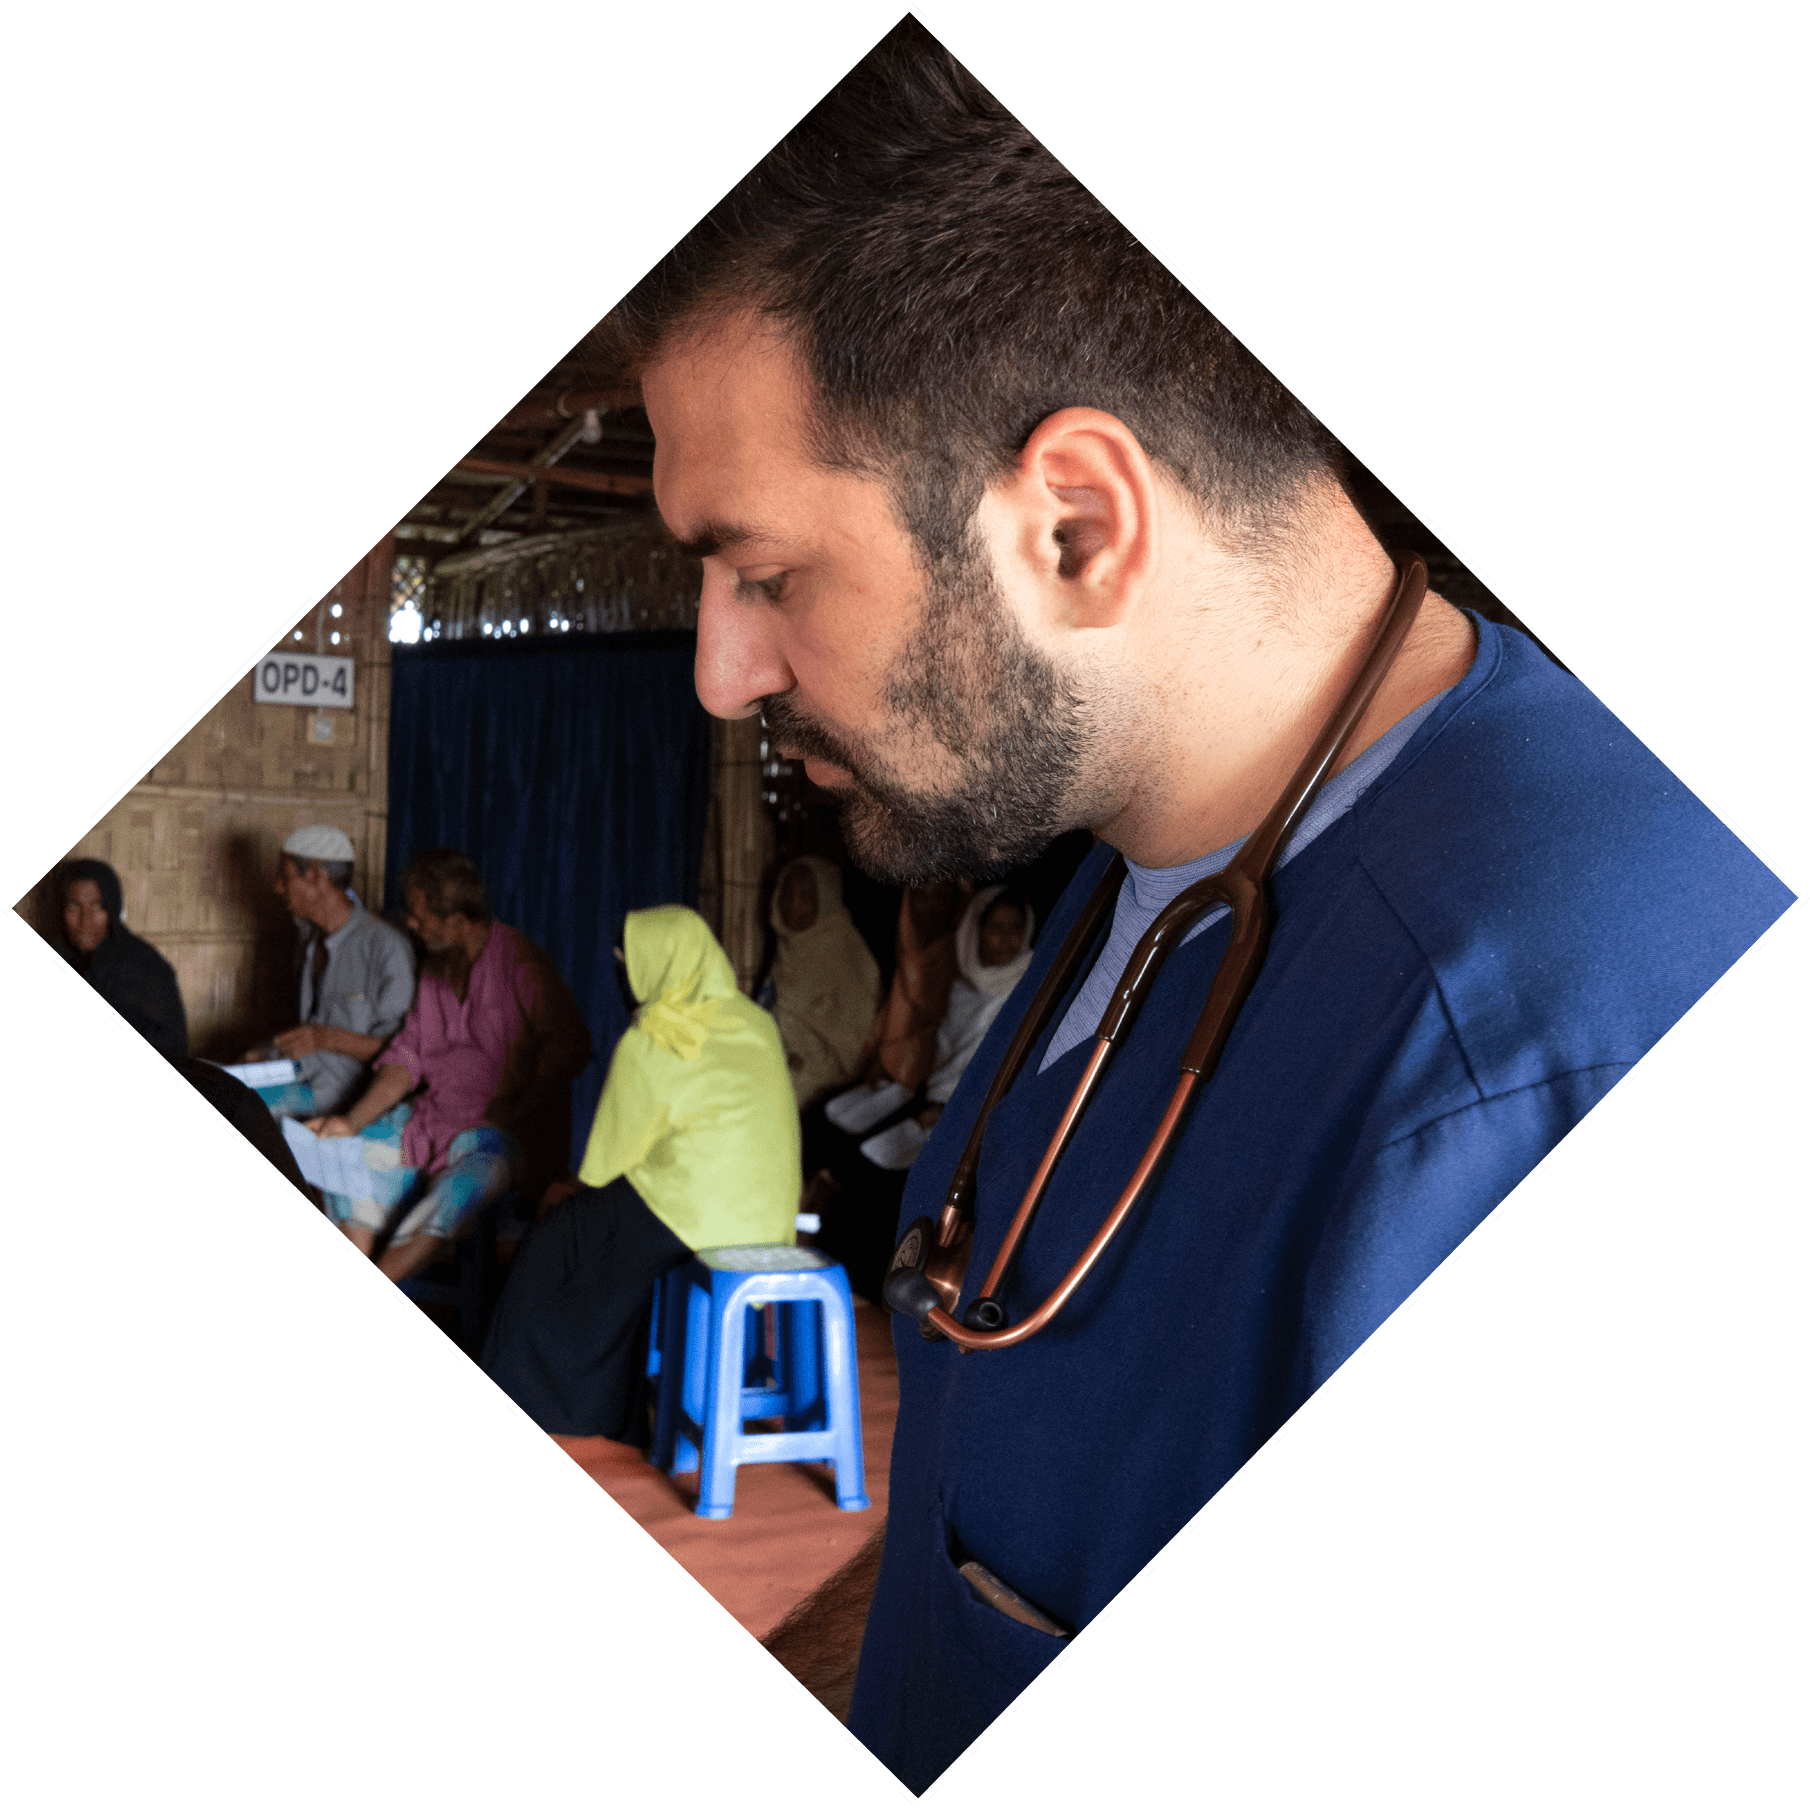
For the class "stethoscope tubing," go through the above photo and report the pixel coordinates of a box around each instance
[891,554,1430,1350]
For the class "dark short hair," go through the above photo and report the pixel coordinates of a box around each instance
[609,18,1340,561]
[282,852,354,893]
[398,849,491,923]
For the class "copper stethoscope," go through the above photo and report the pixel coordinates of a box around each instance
[882,555,1429,1349]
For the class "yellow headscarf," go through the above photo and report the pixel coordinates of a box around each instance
[578,905,800,1251]
[625,904,735,1060]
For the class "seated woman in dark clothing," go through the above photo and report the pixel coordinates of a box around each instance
[51,858,188,1059]
[856,879,966,1098]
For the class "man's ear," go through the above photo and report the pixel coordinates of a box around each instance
[989,407,1161,631]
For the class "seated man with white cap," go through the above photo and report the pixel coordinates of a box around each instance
[245,824,416,1120]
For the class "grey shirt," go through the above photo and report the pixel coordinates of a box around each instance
[295,902,417,1112]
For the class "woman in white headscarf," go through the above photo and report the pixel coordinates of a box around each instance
[763,856,882,1108]
[924,886,1036,1108]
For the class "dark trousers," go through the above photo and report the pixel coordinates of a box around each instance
[480,1177,689,1440]
[801,1102,913,1305]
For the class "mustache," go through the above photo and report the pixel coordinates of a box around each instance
[759,692,886,790]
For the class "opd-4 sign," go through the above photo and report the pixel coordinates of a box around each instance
[253,653,355,709]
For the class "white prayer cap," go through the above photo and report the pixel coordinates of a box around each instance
[282,824,356,864]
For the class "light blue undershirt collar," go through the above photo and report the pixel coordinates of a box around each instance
[1038,688,1447,1071]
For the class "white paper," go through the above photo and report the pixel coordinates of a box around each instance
[279,1119,372,1197]
[824,1078,911,1134]
[860,1117,931,1172]
[222,1059,299,1090]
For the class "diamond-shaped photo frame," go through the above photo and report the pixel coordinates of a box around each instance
[14,7,1795,1802]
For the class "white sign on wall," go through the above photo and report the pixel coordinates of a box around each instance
[252,652,355,709]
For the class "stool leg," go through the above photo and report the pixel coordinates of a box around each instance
[743,1302,768,1392]
[696,1278,750,1520]
[766,1298,788,1401]
[820,1272,870,1512]
[783,1299,827,1433]
[673,1274,712,1476]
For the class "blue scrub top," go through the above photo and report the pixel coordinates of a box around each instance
[846,617,1793,1792]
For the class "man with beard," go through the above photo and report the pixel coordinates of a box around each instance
[614,20,1791,1792]
[307,848,591,1283]
[243,824,416,1121]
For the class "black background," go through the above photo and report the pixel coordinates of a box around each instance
[17,7,1795,1795]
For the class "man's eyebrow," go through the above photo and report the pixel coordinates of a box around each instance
[665,519,792,561]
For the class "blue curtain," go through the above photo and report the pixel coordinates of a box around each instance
[386,631,711,1167]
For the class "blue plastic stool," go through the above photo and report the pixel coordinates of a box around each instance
[645,1281,786,1387]
[651,1245,869,1520]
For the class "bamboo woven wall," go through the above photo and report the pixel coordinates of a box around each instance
[18,541,396,1058]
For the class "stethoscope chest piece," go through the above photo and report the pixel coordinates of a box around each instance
[883,1213,980,1340]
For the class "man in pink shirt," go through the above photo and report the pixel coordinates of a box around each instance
[308,849,592,1282]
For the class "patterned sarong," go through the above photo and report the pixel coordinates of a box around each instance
[321,1103,518,1245]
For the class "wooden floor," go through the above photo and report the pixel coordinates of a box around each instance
[549,1301,899,1640]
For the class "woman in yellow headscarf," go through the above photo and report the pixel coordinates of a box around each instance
[482,906,801,1439]
[763,856,882,1108]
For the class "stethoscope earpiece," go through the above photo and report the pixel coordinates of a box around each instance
[961,1296,1006,1332]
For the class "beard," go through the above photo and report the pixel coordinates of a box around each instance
[762,530,1097,886]
[421,938,474,1000]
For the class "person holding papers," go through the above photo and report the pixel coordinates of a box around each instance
[811,888,1034,1299]
[306,849,592,1283]
[856,879,965,1094]
[243,824,415,1120]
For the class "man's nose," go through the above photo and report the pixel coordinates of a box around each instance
[693,566,794,721]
